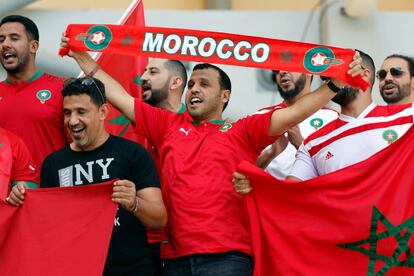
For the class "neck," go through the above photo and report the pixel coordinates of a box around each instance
[285,88,310,106]
[157,99,182,113]
[341,91,373,118]
[7,63,37,83]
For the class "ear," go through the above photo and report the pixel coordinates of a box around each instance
[29,40,39,54]
[363,67,372,83]
[170,76,183,91]
[99,103,109,120]
[221,89,231,105]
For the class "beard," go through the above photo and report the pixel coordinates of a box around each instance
[380,81,411,104]
[276,74,306,101]
[332,86,360,106]
[142,79,170,107]
[1,50,30,74]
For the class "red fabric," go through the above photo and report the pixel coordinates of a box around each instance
[95,0,148,143]
[61,24,368,90]
[238,126,414,276]
[0,128,12,200]
[0,73,67,169]
[133,99,277,259]
[0,181,117,276]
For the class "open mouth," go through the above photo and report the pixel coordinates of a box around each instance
[70,126,85,138]
[2,52,16,64]
[190,97,203,106]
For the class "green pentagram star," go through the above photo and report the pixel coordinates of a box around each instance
[338,206,414,275]
[121,34,133,46]
[280,50,294,63]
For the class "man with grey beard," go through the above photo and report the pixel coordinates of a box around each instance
[378,54,414,105]
[257,70,338,179]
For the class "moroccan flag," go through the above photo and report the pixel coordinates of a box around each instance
[238,126,414,276]
[92,0,147,141]
[62,24,368,90]
[0,182,117,276]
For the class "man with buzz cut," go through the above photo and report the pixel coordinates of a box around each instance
[0,15,68,170]
[61,32,362,276]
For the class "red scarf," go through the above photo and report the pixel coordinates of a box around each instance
[60,24,369,90]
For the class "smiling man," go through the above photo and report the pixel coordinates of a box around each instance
[0,15,68,169]
[62,33,362,274]
[378,54,414,105]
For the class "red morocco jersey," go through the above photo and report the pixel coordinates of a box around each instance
[134,99,278,259]
[290,103,414,180]
[0,72,68,169]
[0,127,38,200]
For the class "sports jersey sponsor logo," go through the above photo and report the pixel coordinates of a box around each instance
[219,123,232,132]
[179,128,192,136]
[77,25,112,51]
[325,151,334,160]
[382,129,398,144]
[36,89,51,104]
[303,46,343,73]
[310,118,324,130]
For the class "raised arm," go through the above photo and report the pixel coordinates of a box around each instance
[61,35,136,123]
[268,52,363,137]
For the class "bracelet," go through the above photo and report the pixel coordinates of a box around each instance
[87,64,101,77]
[326,80,341,93]
[131,196,140,213]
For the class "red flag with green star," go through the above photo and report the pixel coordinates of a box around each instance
[238,126,414,276]
[93,0,147,141]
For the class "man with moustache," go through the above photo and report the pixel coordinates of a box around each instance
[257,70,338,179]
[0,15,68,169]
[140,58,187,276]
[378,54,414,105]
[234,51,414,194]
[141,58,187,113]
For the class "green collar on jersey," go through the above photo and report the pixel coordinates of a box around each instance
[4,71,44,84]
[177,103,186,114]
[192,119,225,126]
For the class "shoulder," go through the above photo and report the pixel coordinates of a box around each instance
[365,103,412,118]
[109,135,149,154]
[42,73,64,83]
[43,146,71,163]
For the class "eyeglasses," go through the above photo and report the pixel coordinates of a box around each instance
[376,67,404,80]
[64,77,106,104]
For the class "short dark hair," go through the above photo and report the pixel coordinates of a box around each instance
[62,77,106,107]
[192,63,231,111]
[164,60,188,94]
[0,15,39,41]
[356,49,376,86]
[385,54,414,78]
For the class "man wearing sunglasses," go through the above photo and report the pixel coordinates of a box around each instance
[10,77,167,275]
[0,15,68,170]
[378,54,414,105]
[257,70,338,179]
[62,32,363,275]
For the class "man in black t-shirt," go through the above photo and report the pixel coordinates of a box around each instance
[36,77,166,275]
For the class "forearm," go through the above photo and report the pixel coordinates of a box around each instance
[71,52,136,123]
[132,195,167,229]
[269,83,335,136]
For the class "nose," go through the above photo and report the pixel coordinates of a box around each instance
[383,69,394,82]
[0,37,11,49]
[141,70,150,81]
[67,114,80,127]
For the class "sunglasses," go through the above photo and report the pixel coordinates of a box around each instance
[376,67,404,80]
[65,77,106,104]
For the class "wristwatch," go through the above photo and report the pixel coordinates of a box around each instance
[326,80,342,93]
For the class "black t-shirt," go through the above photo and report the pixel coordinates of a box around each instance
[40,135,160,275]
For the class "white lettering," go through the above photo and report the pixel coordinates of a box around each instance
[198,37,216,58]
[142,33,163,53]
[216,39,234,59]
[234,41,251,61]
[181,35,199,56]
[95,158,114,180]
[74,161,94,185]
[251,43,270,63]
[163,34,181,54]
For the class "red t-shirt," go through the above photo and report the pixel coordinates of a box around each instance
[0,72,68,169]
[0,128,38,200]
[134,99,278,259]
